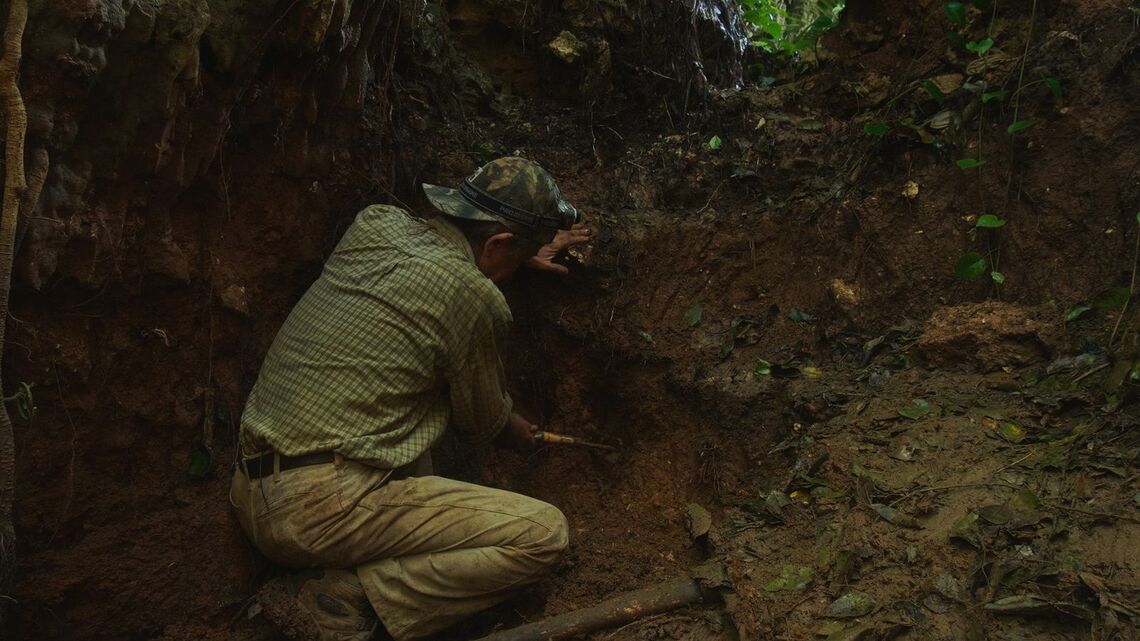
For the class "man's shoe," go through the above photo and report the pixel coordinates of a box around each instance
[256,568,379,641]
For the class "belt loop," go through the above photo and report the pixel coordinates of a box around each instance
[333,452,344,469]
[272,451,282,482]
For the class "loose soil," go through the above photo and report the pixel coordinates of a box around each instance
[7,0,1140,640]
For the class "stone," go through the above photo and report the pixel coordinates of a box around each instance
[913,302,1063,371]
[548,30,587,63]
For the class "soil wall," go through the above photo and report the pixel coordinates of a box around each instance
[2,0,747,638]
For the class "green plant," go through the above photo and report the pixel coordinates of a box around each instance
[922,79,947,104]
[740,0,845,56]
[976,214,1006,228]
[1043,77,1062,99]
[981,90,1006,103]
[954,244,1004,283]
[1006,119,1037,135]
[938,0,1040,291]
[965,38,994,54]
[863,123,888,136]
[954,251,987,280]
[943,0,992,48]
[707,135,723,151]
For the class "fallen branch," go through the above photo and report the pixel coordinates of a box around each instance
[1047,503,1140,525]
[475,578,710,641]
[889,481,1019,507]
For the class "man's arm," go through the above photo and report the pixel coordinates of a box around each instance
[495,412,537,450]
[444,276,539,449]
[446,313,513,445]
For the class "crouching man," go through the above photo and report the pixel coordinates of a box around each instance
[231,157,589,640]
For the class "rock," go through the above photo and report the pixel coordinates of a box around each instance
[548,30,587,63]
[829,278,860,311]
[824,591,875,618]
[684,502,712,540]
[219,283,251,316]
[912,302,1062,371]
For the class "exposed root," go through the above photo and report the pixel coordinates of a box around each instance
[0,0,29,627]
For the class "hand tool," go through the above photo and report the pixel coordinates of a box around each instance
[533,431,615,451]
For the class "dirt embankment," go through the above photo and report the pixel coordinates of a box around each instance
[5,0,1140,639]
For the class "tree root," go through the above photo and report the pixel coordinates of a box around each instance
[0,0,29,628]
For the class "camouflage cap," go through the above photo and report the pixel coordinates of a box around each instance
[422,156,579,246]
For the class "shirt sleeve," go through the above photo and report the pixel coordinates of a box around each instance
[443,275,514,444]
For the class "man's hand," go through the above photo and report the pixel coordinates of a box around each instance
[496,412,538,450]
[526,223,591,274]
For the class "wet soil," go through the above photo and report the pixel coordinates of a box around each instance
[7,0,1140,640]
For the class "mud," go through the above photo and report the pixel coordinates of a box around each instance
[5,0,1140,640]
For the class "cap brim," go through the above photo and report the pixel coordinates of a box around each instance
[422,183,499,223]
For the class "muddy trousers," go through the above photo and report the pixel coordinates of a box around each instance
[230,457,569,640]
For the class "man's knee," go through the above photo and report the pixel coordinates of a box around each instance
[526,504,569,568]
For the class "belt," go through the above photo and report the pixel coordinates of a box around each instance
[242,450,335,480]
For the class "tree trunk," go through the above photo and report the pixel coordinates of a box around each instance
[0,0,29,626]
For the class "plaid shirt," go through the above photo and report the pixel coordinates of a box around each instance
[239,205,513,468]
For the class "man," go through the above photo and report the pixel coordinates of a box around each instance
[230,157,590,641]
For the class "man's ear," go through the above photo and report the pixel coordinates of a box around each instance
[481,231,516,258]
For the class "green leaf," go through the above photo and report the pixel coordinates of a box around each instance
[945,2,966,25]
[637,330,655,344]
[811,485,844,499]
[863,123,888,136]
[188,444,214,481]
[684,304,703,327]
[707,135,722,150]
[922,79,946,104]
[1065,304,1091,321]
[956,158,986,169]
[1092,286,1130,311]
[1128,361,1140,383]
[966,38,994,54]
[976,214,1006,228]
[990,271,1006,284]
[1135,212,1139,225]
[764,565,814,592]
[996,422,1026,443]
[1007,119,1037,134]
[898,399,932,420]
[950,511,982,547]
[1043,77,1062,99]
[982,90,1007,103]
[871,503,921,528]
[755,359,772,376]
[954,252,986,279]
[787,308,815,322]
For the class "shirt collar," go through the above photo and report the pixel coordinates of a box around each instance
[427,217,476,265]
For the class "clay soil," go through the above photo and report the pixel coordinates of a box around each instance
[7,0,1140,640]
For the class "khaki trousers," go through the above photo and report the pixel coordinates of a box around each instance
[230,456,569,640]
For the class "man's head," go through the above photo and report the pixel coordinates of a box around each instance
[422,157,578,282]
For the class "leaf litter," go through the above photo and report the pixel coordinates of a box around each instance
[710,338,1140,641]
